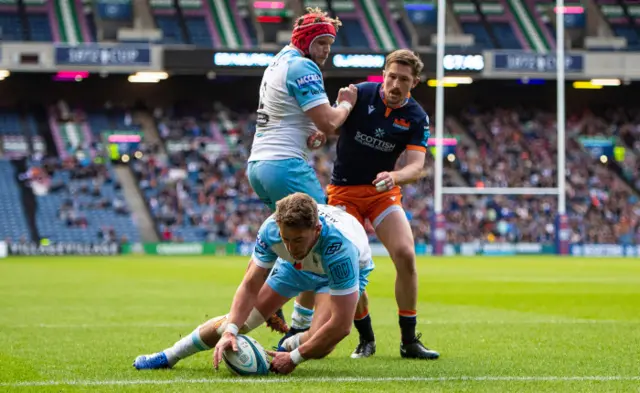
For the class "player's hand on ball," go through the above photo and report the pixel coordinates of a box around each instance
[307,131,327,150]
[266,351,297,375]
[213,332,238,370]
[373,171,396,192]
[337,84,358,107]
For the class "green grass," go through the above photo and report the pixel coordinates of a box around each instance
[1,256,639,392]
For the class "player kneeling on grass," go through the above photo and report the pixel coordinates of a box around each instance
[133,193,374,375]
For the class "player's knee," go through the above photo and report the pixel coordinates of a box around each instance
[341,325,352,339]
[391,245,417,276]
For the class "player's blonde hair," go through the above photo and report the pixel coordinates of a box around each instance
[385,49,424,79]
[275,193,319,229]
[294,7,342,31]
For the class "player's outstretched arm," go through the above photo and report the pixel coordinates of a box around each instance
[226,260,270,328]
[213,260,269,370]
[390,149,428,186]
[267,290,358,374]
[373,150,427,192]
[286,58,357,135]
[304,89,355,135]
[305,103,349,134]
[297,291,359,359]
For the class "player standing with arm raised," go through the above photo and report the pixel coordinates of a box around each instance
[246,7,357,339]
[132,193,374,375]
[282,50,440,360]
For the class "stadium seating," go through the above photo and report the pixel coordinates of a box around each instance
[122,100,639,246]
[34,158,140,244]
[131,105,264,243]
[597,0,640,49]
[0,10,23,41]
[452,0,525,50]
[0,160,32,241]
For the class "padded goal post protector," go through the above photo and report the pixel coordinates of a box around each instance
[431,213,446,256]
[555,214,570,256]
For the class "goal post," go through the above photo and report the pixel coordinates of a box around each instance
[430,0,570,256]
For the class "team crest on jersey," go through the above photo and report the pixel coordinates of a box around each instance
[329,257,353,284]
[393,118,411,130]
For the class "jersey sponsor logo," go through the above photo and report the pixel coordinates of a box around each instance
[256,234,268,250]
[354,130,396,152]
[256,111,269,127]
[368,105,375,114]
[296,73,322,88]
[301,86,326,97]
[319,209,339,224]
[325,242,343,256]
[393,118,411,130]
[374,128,385,138]
[329,257,354,284]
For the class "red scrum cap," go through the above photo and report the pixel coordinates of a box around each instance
[291,11,338,55]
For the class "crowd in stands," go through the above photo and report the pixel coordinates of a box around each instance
[24,155,135,245]
[130,102,639,246]
[12,101,636,246]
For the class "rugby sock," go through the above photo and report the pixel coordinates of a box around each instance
[353,309,375,342]
[398,310,417,345]
[163,327,211,366]
[291,301,314,330]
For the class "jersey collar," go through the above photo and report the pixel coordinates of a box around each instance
[379,86,410,117]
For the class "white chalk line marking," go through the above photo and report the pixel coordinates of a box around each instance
[2,376,640,387]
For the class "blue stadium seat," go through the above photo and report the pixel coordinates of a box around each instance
[155,15,185,44]
[26,13,52,42]
[340,19,369,48]
[462,22,494,49]
[492,22,523,49]
[0,111,23,135]
[184,16,212,47]
[0,160,31,241]
[0,12,23,41]
[35,163,140,243]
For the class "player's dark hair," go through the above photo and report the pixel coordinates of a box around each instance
[385,49,424,78]
[275,193,319,230]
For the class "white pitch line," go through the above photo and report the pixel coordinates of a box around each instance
[2,376,639,387]
[4,320,640,329]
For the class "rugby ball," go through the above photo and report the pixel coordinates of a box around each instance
[222,335,271,376]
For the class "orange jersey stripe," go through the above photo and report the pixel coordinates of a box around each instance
[406,145,427,153]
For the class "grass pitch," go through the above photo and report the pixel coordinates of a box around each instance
[1,255,639,392]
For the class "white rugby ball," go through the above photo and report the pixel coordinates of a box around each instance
[222,335,271,376]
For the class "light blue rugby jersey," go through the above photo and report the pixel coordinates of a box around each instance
[248,46,329,162]
[252,204,373,296]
